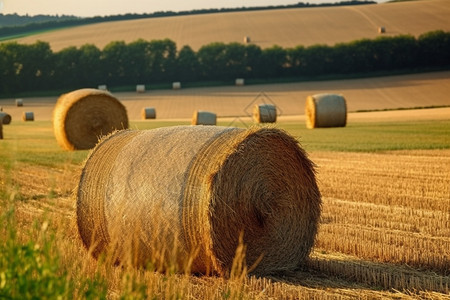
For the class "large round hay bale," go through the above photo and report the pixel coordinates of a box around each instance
[16,99,23,107]
[141,107,156,120]
[77,126,321,276]
[253,104,277,123]
[0,112,12,125]
[53,88,128,151]
[305,93,347,129]
[235,78,245,86]
[191,110,217,125]
[172,82,181,90]
[22,111,34,121]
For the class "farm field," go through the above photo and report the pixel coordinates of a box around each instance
[10,0,450,51]
[1,70,450,122]
[1,109,449,298]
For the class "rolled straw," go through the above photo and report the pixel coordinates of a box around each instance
[77,126,321,276]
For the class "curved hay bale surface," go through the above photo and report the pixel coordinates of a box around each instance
[253,104,277,123]
[22,111,34,121]
[53,88,128,151]
[141,107,156,120]
[191,110,217,125]
[77,126,321,276]
[305,93,347,129]
[0,112,12,125]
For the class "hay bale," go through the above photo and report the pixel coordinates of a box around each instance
[0,123,2,139]
[77,126,321,276]
[16,99,23,107]
[136,84,146,93]
[191,110,217,125]
[22,111,34,121]
[243,36,251,43]
[305,93,347,129]
[253,104,277,123]
[172,82,181,90]
[378,26,386,34]
[141,107,156,120]
[0,112,12,125]
[98,84,107,91]
[235,78,245,86]
[53,88,129,151]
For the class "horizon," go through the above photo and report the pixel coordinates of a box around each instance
[0,0,384,18]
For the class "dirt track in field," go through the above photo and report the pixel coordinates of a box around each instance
[1,71,449,122]
[10,0,450,52]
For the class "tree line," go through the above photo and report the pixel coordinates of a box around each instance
[0,30,449,95]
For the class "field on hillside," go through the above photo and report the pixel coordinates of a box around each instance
[1,70,450,122]
[10,0,450,51]
[0,110,449,299]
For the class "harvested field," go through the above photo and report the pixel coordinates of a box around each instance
[10,0,450,51]
[1,71,449,122]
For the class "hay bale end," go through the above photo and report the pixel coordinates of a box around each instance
[141,107,156,120]
[253,104,277,123]
[0,112,12,125]
[53,88,129,151]
[191,110,217,125]
[22,111,34,121]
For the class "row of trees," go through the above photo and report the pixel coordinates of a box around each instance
[0,30,449,95]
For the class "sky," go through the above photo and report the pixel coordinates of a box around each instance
[0,0,382,17]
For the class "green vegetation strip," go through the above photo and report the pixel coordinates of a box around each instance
[1,119,448,169]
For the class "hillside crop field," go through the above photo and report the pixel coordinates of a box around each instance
[10,0,450,51]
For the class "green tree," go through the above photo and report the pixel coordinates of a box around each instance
[176,45,200,82]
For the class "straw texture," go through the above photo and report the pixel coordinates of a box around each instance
[253,104,277,123]
[305,94,347,129]
[191,110,217,125]
[77,126,321,276]
[22,111,34,121]
[0,112,11,125]
[141,107,156,120]
[53,88,128,151]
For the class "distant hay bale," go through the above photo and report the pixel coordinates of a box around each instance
[305,93,347,129]
[172,82,181,90]
[253,104,277,123]
[235,78,245,86]
[22,111,34,121]
[16,99,23,107]
[77,126,321,276]
[378,26,386,34]
[136,84,146,93]
[0,112,12,125]
[243,36,251,43]
[141,107,156,120]
[53,88,128,151]
[191,110,217,125]
[98,84,107,91]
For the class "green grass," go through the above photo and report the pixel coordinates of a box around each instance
[1,119,449,169]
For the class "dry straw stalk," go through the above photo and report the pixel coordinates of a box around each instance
[305,94,347,129]
[77,126,321,276]
[53,88,128,151]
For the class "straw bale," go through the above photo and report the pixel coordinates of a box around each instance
[235,78,245,86]
[253,104,277,123]
[305,93,347,129]
[136,84,146,93]
[22,111,34,121]
[77,126,321,276]
[191,110,217,125]
[244,36,251,43]
[53,88,128,151]
[0,112,12,125]
[16,99,23,107]
[0,123,2,139]
[141,107,156,120]
[378,26,386,34]
[98,84,107,91]
[173,82,181,90]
